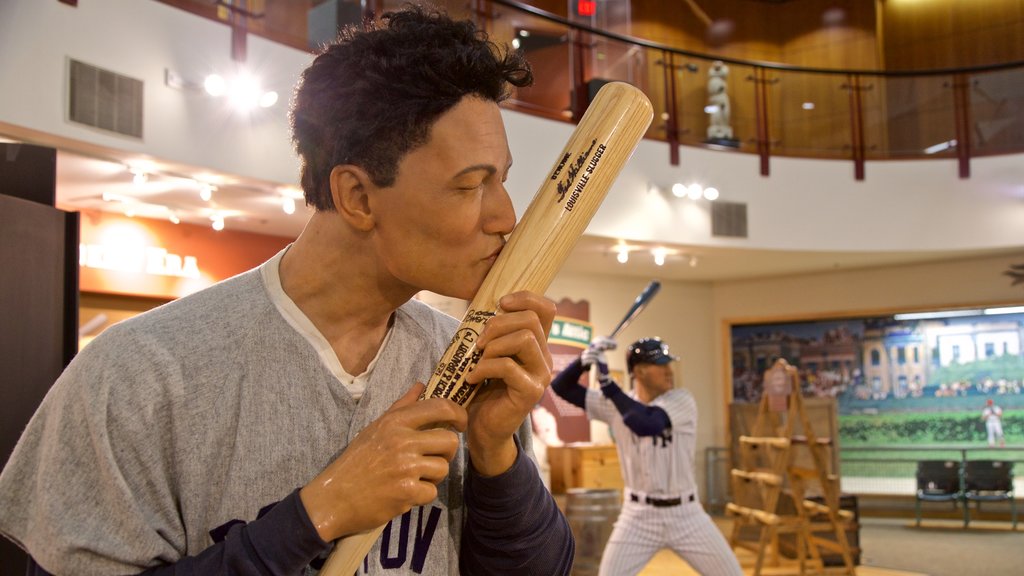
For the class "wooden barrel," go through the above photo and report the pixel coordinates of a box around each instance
[565,488,621,576]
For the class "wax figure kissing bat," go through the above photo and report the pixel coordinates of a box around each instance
[319,81,653,576]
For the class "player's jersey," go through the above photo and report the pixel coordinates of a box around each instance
[983,406,1003,423]
[585,387,698,499]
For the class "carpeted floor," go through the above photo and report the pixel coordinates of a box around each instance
[633,516,1022,576]
[857,517,1023,576]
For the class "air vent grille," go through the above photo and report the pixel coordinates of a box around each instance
[711,201,748,238]
[68,59,143,138]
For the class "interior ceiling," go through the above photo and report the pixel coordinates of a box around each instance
[50,147,1020,284]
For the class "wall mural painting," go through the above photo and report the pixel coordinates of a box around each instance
[730,309,1024,447]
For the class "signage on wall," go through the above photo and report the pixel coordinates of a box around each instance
[549,316,593,347]
[79,243,201,279]
[75,209,291,300]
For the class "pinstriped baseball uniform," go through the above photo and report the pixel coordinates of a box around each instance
[586,387,742,576]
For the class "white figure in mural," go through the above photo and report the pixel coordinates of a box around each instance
[706,60,734,141]
[982,398,1006,447]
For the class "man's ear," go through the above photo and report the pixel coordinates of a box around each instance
[329,165,375,231]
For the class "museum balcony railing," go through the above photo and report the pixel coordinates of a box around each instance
[158,0,1024,180]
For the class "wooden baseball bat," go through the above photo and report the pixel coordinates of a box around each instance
[589,279,661,388]
[319,81,652,576]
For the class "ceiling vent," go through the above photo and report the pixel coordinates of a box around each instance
[711,201,748,238]
[68,59,143,139]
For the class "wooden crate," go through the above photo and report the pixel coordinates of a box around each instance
[548,444,624,494]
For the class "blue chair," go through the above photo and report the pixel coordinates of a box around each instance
[915,460,962,527]
[962,460,1016,529]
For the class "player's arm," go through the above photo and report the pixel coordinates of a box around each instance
[598,381,672,437]
[550,358,587,408]
[577,339,671,437]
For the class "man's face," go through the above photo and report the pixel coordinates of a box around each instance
[636,362,675,398]
[367,96,515,300]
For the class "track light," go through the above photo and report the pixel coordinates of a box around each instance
[282,196,296,215]
[199,183,215,202]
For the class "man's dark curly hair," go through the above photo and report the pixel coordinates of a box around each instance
[289,4,533,211]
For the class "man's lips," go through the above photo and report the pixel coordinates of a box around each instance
[486,244,504,262]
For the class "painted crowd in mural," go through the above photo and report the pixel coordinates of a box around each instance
[730,310,1024,447]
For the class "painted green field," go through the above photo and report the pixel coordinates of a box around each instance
[839,409,1023,446]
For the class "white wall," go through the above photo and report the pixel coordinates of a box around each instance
[0,0,310,183]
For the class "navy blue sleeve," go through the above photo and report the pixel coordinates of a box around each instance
[30,489,331,575]
[460,437,574,575]
[599,382,672,437]
[550,358,587,408]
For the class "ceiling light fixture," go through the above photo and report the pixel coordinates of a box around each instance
[893,309,982,320]
[282,196,296,215]
[924,139,957,155]
[983,306,1024,316]
[199,183,216,202]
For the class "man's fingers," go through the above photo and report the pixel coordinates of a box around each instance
[496,291,556,340]
[388,395,468,433]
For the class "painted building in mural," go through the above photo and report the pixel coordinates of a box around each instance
[731,313,1024,404]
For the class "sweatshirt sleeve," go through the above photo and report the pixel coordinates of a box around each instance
[460,437,574,575]
[134,490,330,575]
[26,491,329,576]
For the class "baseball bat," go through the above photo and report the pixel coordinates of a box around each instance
[589,279,661,387]
[319,81,653,576]
[608,280,661,339]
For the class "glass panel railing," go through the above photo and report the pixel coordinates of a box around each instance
[154,0,1024,167]
[768,69,854,158]
[876,74,959,158]
[970,66,1024,156]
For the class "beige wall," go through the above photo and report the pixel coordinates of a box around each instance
[548,251,1024,495]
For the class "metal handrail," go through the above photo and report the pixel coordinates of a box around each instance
[154,0,1024,177]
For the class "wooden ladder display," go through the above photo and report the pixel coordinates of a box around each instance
[726,359,856,575]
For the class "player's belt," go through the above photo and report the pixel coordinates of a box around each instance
[629,493,694,507]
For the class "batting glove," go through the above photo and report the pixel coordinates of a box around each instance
[581,347,609,376]
[590,336,617,352]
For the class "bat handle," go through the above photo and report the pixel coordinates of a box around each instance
[319,524,386,576]
[588,362,600,390]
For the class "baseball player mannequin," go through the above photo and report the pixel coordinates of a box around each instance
[982,398,1006,447]
[551,337,742,575]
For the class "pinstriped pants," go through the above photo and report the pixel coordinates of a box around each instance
[598,499,742,576]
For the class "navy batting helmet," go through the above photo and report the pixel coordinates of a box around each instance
[627,337,679,372]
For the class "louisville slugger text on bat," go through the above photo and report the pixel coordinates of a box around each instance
[319,81,653,576]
